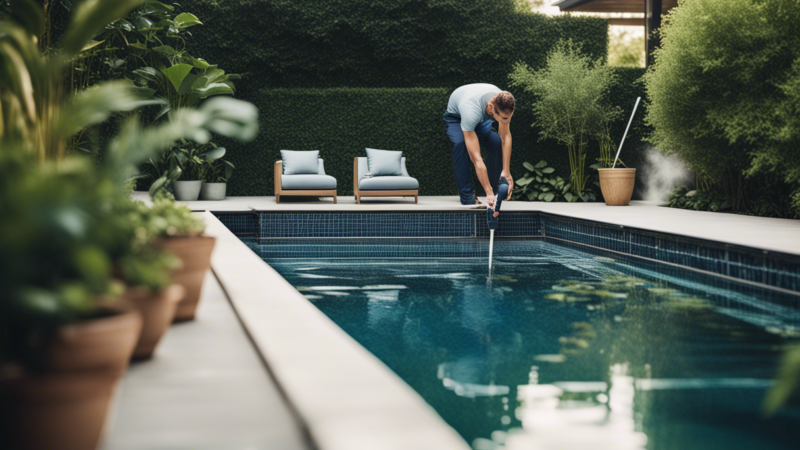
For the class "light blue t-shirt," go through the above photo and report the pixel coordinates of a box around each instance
[443,83,501,131]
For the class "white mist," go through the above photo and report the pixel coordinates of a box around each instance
[640,148,691,203]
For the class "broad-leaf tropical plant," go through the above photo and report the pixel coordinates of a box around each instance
[170,141,226,181]
[0,0,152,161]
[203,157,235,184]
[512,160,599,203]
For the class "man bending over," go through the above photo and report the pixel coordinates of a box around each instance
[443,84,515,209]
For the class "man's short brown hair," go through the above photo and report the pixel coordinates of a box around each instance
[492,91,515,113]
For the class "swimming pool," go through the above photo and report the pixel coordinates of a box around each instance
[255,239,800,450]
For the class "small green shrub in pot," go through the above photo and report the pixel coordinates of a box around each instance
[164,141,228,201]
[114,198,185,360]
[201,152,234,200]
[144,194,216,321]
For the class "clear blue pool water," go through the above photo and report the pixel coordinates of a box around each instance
[257,239,800,450]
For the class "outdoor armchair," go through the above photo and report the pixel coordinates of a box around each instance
[354,155,419,204]
[275,156,337,203]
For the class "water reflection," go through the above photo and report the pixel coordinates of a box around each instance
[507,364,647,450]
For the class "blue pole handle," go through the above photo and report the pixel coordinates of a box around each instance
[487,177,509,230]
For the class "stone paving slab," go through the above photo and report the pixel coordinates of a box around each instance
[103,273,308,450]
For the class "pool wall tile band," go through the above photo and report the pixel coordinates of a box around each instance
[214,211,800,293]
[260,213,478,238]
[215,213,259,236]
[540,215,800,293]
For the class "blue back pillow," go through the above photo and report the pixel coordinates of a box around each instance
[281,150,319,175]
[366,148,403,177]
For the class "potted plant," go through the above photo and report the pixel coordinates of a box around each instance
[144,195,216,322]
[115,199,184,359]
[595,125,636,206]
[167,141,227,201]
[201,151,234,200]
[0,151,144,450]
[596,107,638,206]
[0,0,258,444]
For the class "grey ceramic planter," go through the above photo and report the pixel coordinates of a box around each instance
[200,182,227,201]
[173,180,202,201]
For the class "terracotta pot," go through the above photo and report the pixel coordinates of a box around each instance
[2,306,142,450]
[123,284,185,359]
[4,370,119,450]
[154,235,216,322]
[45,305,143,375]
[598,168,636,206]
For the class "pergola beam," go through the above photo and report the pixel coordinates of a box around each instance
[553,0,678,66]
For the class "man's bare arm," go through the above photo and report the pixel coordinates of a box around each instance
[498,121,513,197]
[463,130,495,206]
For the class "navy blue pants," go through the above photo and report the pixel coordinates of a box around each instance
[444,120,503,205]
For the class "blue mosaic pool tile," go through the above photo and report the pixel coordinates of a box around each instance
[475,213,543,237]
[215,213,258,236]
[768,259,800,292]
[541,214,800,293]
[256,239,488,259]
[728,250,765,284]
[694,246,727,275]
[629,231,657,259]
[259,213,477,238]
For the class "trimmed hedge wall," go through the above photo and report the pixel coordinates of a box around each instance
[178,1,649,197]
[190,0,608,89]
[220,69,649,197]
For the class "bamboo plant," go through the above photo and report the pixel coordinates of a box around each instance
[510,41,620,197]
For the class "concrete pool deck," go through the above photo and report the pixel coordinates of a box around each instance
[104,268,309,450]
[134,193,800,256]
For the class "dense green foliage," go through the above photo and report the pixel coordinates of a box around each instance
[123,0,651,197]
[645,0,800,213]
[211,81,647,197]
[509,42,621,195]
[667,181,799,219]
[190,0,608,89]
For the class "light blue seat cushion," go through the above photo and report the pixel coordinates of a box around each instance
[359,176,418,190]
[356,157,417,190]
[282,174,337,190]
[281,150,319,175]
[366,148,402,176]
[281,158,336,190]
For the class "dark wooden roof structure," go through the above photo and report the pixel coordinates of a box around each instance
[553,0,679,65]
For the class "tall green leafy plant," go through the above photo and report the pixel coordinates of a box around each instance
[510,41,619,196]
[644,0,800,213]
[110,0,239,120]
[0,0,151,161]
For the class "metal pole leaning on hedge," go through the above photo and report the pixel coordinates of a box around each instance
[612,96,641,169]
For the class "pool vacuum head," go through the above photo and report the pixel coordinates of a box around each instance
[487,177,509,230]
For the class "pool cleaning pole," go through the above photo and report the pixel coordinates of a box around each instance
[487,177,510,273]
[612,96,641,169]
[489,229,495,272]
